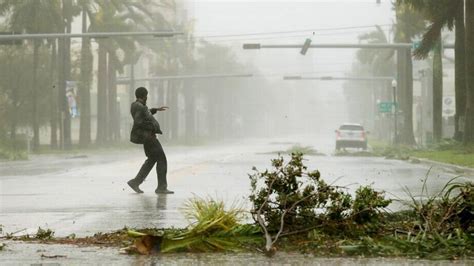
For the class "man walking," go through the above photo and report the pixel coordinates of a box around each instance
[127,87,174,194]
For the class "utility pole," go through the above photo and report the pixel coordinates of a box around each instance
[392,79,398,144]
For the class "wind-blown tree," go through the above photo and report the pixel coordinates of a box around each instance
[90,0,171,144]
[393,2,426,145]
[77,0,94,147]
[357,25,395,78]
[59,0,78,150]
[465,1,474,144]
[149,42,182,141]
[356,26,396,140]
[90,4,134,144]
[146,5,192,142]
[0,0,62,151]
[77,0,168,146]
[354,4,424,145]
[398,0,464,141]
[0,92,7,141]
[0,44,54,145]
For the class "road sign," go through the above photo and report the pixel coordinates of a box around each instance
[412,41,421,50]
[378,102,397,113]
[442,96,455,117]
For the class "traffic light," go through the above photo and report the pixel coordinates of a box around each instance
[300,38,312,55]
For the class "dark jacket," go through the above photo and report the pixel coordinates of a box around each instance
[130,100,162,144]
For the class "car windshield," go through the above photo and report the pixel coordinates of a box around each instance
[339,125,364,131]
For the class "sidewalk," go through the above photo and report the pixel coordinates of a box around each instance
[411,157,474,178]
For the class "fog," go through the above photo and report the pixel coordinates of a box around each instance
[0,0,453,152]
[3,2,473,262]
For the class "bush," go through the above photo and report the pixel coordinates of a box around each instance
[0,135,28,160]
[352,186,391,225]
[249,153,391,236]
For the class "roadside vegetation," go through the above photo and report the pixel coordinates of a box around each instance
[3,153,472,260]
[411,140,474,168]
[0,139,28,160]
[335,138,474,169]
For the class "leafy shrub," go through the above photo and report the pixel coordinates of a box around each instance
[249,153,391,235]
[352,186,391,225]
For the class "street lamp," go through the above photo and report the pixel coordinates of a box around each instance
[392,79,398,144]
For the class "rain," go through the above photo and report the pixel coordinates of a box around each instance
[1,0,473,263]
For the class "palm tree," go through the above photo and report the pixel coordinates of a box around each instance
[454,4,466,141]
[357,26,396,139]
[146,6,189,142]
[59,0,77,149]
[90,0,169,144]
[77,0,94,147]
[356,26,395,141]
[464,1,474,143]
[0,45,32,143]
[357,26,395,77]
[354,3,424,145]
[393,2,426,145]
[398,0,464,141]
[0,0,62,151]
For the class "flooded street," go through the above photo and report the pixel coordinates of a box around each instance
[1,135,468,237]
[3,240,473,265]
[1,0,474,263]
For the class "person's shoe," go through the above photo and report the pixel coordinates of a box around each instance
[155,188,174,194]
[127,180,144,193]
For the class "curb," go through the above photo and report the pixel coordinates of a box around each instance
[411,157,474,177]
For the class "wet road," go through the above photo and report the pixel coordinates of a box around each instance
[1,135,471,238]
[2,240,470,266]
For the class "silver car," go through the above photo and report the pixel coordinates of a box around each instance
[335,123,368,150]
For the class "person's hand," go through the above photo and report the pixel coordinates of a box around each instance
[156,106,169,111]
[150,106,169,114]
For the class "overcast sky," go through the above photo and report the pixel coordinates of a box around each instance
[192,0,394,77]
[189,1,395,128]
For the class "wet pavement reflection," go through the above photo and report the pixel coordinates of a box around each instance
[2,241,472,265]
[0,135,471,238]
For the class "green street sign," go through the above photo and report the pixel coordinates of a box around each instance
[412,41,421,50]
[378,102,397,113]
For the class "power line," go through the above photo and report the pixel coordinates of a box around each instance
[192,24,392,39]
[198,29,389,44]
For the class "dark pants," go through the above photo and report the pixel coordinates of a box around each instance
[132,135,168,189]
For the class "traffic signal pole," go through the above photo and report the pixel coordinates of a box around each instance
[245,42,454,145]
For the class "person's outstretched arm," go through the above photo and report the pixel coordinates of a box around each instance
[150,106,169,114]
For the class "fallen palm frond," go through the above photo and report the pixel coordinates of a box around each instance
[128,197,262,254]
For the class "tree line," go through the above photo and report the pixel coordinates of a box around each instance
[0,0,289,152]
[345,0,474,145]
